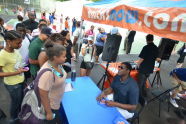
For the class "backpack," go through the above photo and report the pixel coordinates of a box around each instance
[19,68,52,124]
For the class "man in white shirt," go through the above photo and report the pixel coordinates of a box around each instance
[73,21,82,60]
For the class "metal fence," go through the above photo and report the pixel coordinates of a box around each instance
[0,0,40,14]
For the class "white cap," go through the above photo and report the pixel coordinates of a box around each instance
[88,35,94,41]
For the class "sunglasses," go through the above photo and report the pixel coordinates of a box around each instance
[118,66,127,70]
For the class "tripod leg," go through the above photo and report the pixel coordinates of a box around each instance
[102,74,107,90]
[159,72,162,86]
[97,75,105,88]
[151,72,158,87]
[157,72,160,87]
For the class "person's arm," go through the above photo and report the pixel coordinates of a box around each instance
[136,58,144,67]
[38,71,53,120]
[38,52,48,67]
[105,101,137,111]
[93,45,96,58]
[39,88,53,120]
[81,47,86,56]
[29,59,39,65]
[70,47,76,59]
[0,66,28,77]
[29,44,39,65]
[73,36,78,46]
[136,47,146,67]
[96,87,113,101]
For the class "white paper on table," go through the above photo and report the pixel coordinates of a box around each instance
[64,83,74,92]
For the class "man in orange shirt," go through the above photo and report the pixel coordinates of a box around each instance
[65,17,69,31]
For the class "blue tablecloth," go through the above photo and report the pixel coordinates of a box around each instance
[62,76,129,124]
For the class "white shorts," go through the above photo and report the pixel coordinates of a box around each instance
[107,94,134,119]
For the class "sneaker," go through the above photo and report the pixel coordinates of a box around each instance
[177,93,182,98]
[170,98,179,108]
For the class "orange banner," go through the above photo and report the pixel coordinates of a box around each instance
[82,5,186,42]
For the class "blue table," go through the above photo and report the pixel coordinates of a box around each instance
[62,76,129,124]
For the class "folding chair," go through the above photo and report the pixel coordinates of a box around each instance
[127,98,147,124]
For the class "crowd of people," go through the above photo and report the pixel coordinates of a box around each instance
[0,8,185,124]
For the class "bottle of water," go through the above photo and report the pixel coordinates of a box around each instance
[71,58,76,82]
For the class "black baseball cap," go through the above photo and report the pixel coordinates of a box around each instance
[41,27,52,36]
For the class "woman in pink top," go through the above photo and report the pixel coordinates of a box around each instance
[85,25,95,37]
[38,41,67,123]
[41,12,46,20]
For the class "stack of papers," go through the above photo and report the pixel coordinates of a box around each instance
[64,83,74,92]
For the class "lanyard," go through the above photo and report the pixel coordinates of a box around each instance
[48,63,64,78]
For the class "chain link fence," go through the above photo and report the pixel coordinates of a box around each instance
[0,0,41,15]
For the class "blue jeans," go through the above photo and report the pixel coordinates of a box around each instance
[4,83,23,120]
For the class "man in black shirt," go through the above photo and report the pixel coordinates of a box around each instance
[137,34,159,98]
[22,12,38,33]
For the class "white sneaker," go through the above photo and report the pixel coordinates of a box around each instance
[169,92,180,100]
[170,98,179,108]
[177,93,186,98]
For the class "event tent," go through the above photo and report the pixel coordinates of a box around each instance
[82,0,186,42]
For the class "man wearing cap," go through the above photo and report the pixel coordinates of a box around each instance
[169,68,186,108]
[97,62,139,119]
[80,35,95,76]
[23,12,38,33]
[29,27,52,78]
